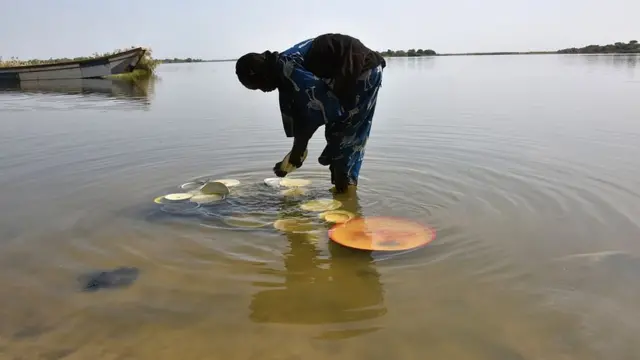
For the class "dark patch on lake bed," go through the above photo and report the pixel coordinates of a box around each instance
[78,266,140,292]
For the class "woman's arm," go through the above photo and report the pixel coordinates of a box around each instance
[277,57,341,168]
[277,90,320,168]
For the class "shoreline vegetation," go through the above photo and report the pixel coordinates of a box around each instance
[557,40,639,54]
[381,40,639,57]
[380,49,437,57]
[157,58,233,63]
[1,40,638,72]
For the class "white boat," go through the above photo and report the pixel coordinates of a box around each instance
[0,47,147,82]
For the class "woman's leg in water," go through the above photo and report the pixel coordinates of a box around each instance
[328,66,383,193]
[332,104,376,193]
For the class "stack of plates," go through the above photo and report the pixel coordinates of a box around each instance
[155,179,240,206]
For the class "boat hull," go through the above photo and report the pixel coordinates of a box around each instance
[0,48,146,82]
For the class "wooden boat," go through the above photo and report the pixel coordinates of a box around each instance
[0,47,147,82]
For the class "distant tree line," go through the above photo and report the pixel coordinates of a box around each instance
[558,40,639,54]
[158,58,207,63]
[379,49,437,57]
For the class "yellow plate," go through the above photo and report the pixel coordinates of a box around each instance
[300,199,342,212]
[189,193,224,204]
[199,181,230,195]
[163,193,194,202]
[212,179,241,188]
[329,217,436,251]
[280,178,312,187]
[280,187,308,197]
[319,210,355,223]
[153,195,168,204]
[273,218,317,233]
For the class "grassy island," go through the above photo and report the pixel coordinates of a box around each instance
[557,40,639,54]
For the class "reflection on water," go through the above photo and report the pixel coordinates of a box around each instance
[141,177,388,339]
[250,191,387,338]
[558,53,640,76]
[386,55,436,72]
[0,77,156,110]
[579,53,640,68]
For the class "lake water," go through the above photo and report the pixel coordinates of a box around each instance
[1,54,639,359]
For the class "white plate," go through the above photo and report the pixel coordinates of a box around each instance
[180,181,205,191]
[263,177,282,188]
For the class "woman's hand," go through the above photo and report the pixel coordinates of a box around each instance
[273,162,288,177]
[272,149,308,177]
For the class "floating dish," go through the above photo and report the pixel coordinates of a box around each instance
[153,195,169,204]
[212,179,241,188]
[264,177,282,188]
[162,193,194,202]
[273,218,317,233]
[223,214,271,228]
[180,181,206,191]
[189,193,224,205]
[199,181,230,196]
[280,187,308,197]
[280,178,312,188]
[319,210,355,224]
[300,199,342,212]
[328,216,436,251]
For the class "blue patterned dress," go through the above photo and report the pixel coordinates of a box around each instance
[276,38,384,186]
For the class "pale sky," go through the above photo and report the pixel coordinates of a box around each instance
[2,0,638,60]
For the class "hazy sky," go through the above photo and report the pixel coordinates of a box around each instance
[2,0,638,60]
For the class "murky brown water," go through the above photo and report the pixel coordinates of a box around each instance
[0,55,639,360]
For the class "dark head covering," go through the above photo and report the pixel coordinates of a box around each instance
[303,33,386,109]
[235,51,279,92]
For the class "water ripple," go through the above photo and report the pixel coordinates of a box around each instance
[1,58,640,358]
